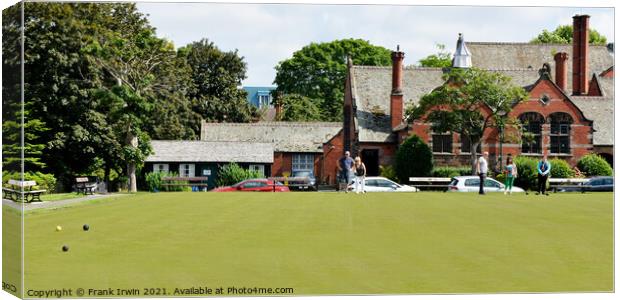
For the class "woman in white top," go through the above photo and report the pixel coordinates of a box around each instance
[353,156,366,194]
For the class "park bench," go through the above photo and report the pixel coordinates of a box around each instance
[409,177,452,192]
[549,178,589,193]
[2,179,46,202]
[161,176,209,191]
[75,177,97,195]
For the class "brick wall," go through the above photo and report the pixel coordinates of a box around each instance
[321,130,344,185]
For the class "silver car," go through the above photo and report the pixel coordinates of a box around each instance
[350,176,418,192]
[448,176,525,193]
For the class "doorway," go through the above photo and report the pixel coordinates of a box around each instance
[361,149,379,176]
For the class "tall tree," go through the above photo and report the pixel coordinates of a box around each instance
[531,25,607,45]
[418,44,452,68]
[274,39,392,121]
[406,68,528,173]
[179,39,257,123]
[275,94,322,122]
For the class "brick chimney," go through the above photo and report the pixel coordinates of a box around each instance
[572,15,590,95]
[553,52,568,91]
[391,46,405,130]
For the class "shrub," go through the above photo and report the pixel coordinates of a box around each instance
[145,172,164,192]
[514,156,538,191]
[549,158,575,178]
[379,165,398,182]
[577,154,613,176]
[216,163,263,187]
[431,166,471,178]
[495,173,506,184]
[2,171,57,193]
[395,135,433,183]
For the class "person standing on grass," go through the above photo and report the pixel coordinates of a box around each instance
[353,156,367,194]
[476,151,489,195]
[504,156,518,195]
[536,155,551,196]
[337,151,354,192]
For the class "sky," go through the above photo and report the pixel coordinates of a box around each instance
[135,2,615,87]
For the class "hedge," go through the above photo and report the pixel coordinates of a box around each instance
[577,154,613,176]
[2,171,57,193]
[395,135,433,183]
[431,166,472,178]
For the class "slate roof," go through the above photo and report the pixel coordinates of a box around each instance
[201,121,342,153]
[146,141,274,163]
[571,97,614,145]
[351,42,613,146]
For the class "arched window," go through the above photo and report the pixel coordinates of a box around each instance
[549,112,573,154]
[519,112,544,154]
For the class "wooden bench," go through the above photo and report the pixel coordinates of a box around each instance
[75,177,97,195]
[161,176,209,191]
[549,178,589,193]
[409,177,452,191]
[2,179,46,202]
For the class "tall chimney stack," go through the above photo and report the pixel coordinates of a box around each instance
[391,46,405,130]
[572,15,590,95]
[554,52,568,91]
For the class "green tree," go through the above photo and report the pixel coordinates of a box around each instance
[418,44,452,68]
[274,39,392,121]
[276,94,322,121]
[395,135,433,183]
[407,68,528,173]
[179,39,258,123]
[530,25,607,45]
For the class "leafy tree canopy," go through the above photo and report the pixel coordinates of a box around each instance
[179,39,258,123]
[530,25,607,45]
[406,68,528,173]
[274,39,392,121]
[276,94,322,122]
[418,44,452,68]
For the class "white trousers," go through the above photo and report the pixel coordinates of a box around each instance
[355,176,365,192]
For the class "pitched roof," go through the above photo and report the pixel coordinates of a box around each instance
[467,42,613,95]
[570,97,614,146]
[350,42,613,145]
[146,141,274,163]
[351,66,539,143]
[200,121,342,153]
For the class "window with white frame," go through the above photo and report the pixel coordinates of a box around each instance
[153,164,169,173]
[292,154,314,171]
[179,164,195,177]
[258,94,271,108]
[249,164,265,176]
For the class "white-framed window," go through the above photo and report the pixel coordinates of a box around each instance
[258,94,271,108]
[179,164,195,177]
[153,164,169,173]
[292,154,314,171]
[249,164,265,176]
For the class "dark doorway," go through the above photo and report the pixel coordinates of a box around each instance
[599,153,613,168]
[361,149,379,176]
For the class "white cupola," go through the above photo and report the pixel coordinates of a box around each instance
[452,33,472,68]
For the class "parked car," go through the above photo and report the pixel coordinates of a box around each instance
[556,176,613,192]
[350,176,418,192]
[211,179,289,192]
[289,170,317,191]
[448,176,525,193]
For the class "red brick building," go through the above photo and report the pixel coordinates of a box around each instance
[343,15,613,174]
[200,121,343,184]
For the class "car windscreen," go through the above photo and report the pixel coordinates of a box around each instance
[292,171,312,177]
[450,178,459,186]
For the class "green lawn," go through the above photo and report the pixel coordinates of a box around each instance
[12,192,614,295]
[40,193,85,202]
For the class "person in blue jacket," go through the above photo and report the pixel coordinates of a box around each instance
[536,155,551,195]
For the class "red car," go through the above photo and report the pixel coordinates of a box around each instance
[211,179,290,192]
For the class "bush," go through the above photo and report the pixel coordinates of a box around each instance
[431,166,471,178]
[577,154,613,176]
[514,156,538,191]
[2,171,57,193]
[379,165,398,182]
[549,158,575,178]
[216,163,263,187]
[143,171,191,192]
[395,135,433,183]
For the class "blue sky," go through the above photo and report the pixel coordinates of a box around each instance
[133,3,613,87]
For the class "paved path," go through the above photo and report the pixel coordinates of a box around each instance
[2,193,130,211]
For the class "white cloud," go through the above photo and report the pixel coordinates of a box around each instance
[137,3,614,86]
